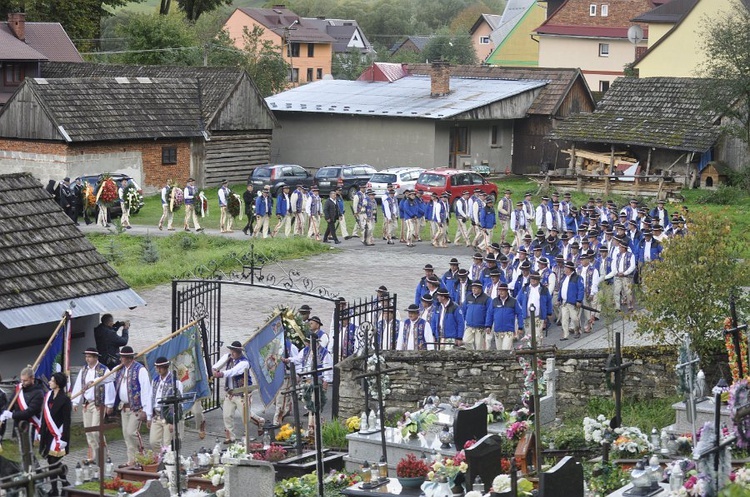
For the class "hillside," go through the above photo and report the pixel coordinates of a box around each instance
[117,0,265,13]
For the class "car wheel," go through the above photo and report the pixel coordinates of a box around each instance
[347,186,357,200]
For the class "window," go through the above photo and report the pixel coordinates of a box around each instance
[470,174,485,185]
[491,125,499,146]
[599,43,610,57]
[589,4,597,15]
[162,146,177,165]
[316,68,323,80]
[480,36,490,45]
[292,166,308,177]
[287,43,300,58]
[454,127,469,154]
[306,68,313,82]
[290,68,299,83]
[601,4,609,16]
[3,63,24,86]
[599,80,611,92]
[307,44,314,57]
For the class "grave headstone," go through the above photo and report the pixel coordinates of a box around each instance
[540,358,559,426]
[538,456,584,497]
[464,434,505,494]
[225,459,276,497]
[453,403,488,451]
[131,479,170,497]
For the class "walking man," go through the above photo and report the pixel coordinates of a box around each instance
[94,314,130,371]
[486,283,524,351]
[111,346,152,467]
[272,184,292,237]
[71,347,115,462]
[242,183,255,235]
[118,179,132,229]
[149,357,183,451]
[158,179,174,231]
[218,180,234,233]
[558,261,585,340]
[253,187,272,238]
[322,190,341,244]
[183,178,203,232]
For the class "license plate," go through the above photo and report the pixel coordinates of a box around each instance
[318,181,330,186]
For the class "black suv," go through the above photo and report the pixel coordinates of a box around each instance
[248,164,314,196]
[315,164,377,199]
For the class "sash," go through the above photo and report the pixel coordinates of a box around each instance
[42,391,65,457]
[16,384,42,431]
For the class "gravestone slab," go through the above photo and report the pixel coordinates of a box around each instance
[224,458,275,497]
[132,479,170,497]
[453,403,488,451]
[464,434,505,494]
[539,358,559,426]
[538,456,583,497]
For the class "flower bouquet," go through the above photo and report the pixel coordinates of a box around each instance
[225,442,247,460]
[97,175,118,206]
[227,192,241,218]
[276,423,294,442]
[612,426,652,456]
[123,183,139,211]
[506,420,531,442]
[252,444,287,462]
[471,394,508,424]
[82,181,96,213]
[322,470,361,492]
[170,185,184,212]
[491,474,533,496]
[396,453,430,487]
[206,466,225,487]
[198,191,209,217]
[398,409,437,439]
[345,416,361,432]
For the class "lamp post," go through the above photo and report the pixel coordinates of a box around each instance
[283,20,299,87]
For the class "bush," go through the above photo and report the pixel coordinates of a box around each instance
[727,163,750,190]
[321,418,348,449]
[695,185,746,205]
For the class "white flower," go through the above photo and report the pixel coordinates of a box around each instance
[492,475,511,492]
[211,475,222,486]
[465,492,483,497]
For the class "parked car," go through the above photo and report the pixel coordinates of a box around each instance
[366,167,425,200]
[314,164,377,199]
[414,168,498,206]
[78,173,144,217]
[248,164,315,196]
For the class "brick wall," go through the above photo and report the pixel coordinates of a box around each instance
[548,0,652,28]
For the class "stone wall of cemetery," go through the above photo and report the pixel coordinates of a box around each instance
[337,347,727,419]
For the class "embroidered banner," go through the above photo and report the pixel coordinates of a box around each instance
[245,314,286,406]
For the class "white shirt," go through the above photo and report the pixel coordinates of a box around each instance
[606,250,636,279]
[218,186,229,207]
[643,240,653,261]
[71,362,115,407]
[581,265,600,296]
[397,319,435,351]
[294,346,333,382]
[117,364,153,418]
[153,375,184,415]
[560,274,571,304]
[161,186,170,204]
[526,285,541,315]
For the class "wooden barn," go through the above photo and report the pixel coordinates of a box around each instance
[0,63,277,189]
[700,161,732,189]
[0,172,145,374]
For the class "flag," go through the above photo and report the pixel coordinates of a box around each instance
[145,324,210,410]
[37,311,72,384]
[245,314,286,406]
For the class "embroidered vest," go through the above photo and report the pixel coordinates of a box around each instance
[553,266,563,292]
[80,362,108,406]
[540,267,551,287]
[302,346,328,377]
[583,265,595,298]
[151,372,178,422]
[185,186,195,205]
[470,263,484,281]
[513,209,525,228]
[342,323,357,358]
[310,195,320,215]
[295,190,304,210]
[115,361,144,411]
[225,356,250,391]
[402,319,428,350]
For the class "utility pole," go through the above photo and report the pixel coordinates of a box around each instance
[283,20,299,87]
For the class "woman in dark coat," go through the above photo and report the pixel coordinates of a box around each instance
[40,372,71,496]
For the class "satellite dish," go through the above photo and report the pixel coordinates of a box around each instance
[627,25,644,45]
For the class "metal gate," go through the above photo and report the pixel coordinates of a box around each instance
[169,246,394,417]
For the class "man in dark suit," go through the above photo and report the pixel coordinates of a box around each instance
[322,190,341,244]
[1,367,44,448]
[94,314,130,370]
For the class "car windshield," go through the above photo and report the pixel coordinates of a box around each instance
[370,173,397,184]
[418,173,447,187]
[316,168,341,179]
[253,168,271,178]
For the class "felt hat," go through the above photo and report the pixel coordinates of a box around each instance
[406,304,420,313]
[449,257,459,265]
[120,346,136,356]
[227,341,243,351]
[530,271,541,280]
[154,356,170,367]
[83,347,100,356]
[308,316,323,326]
[424,264,434,271]
[564,261,575,269]
[436,288,450,297]
[299,304,312,312]
[421,294,433,303]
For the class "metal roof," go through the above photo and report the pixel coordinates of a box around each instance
[266,76,547,119]
[0,289,147,329]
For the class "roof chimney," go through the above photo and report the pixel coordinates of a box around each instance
[8,12,25,42]
[430,60,450,97]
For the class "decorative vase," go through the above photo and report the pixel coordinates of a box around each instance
[397,476,426,488]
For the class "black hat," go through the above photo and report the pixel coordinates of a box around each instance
[501,242,511,248]
[227,341,243,351]
[550,226,560,232]
[580,252,590,260]
[552,191,560,197]
[571,242,580,249]
[564,192,572,198]
[599,244,609,252]
[424,264,434,271]
[525,191,532,196]
[427,274,441,285]
[653,224,663,231]
[629,198,638,203]
[406,304,420,313]
[516,201,523,206]
[564,261,575,269]
[457,268,469,277]
[498,283,509,290]
[490,268,501,277]
[378,285,388,292]
[155,356,170,366]
[530,271,541,280]
[523,233,532,240]
[628,219,637,226]
[299,304,312,312]
[485,253,496,261]
[63,177,71,182]
[536,229,545,237]
[561,233,569,241]
[499,255,509,263]
[449,257,459,265]
[308,316,323,326]
[83,347,100,356]
[588,230,599,238]
[504,189,512,194]
[517,246,528,254]
[462,190,470,195]
[473,252,483,259]
[120,346,135,356]
[555,254,564,260]
[221,179,228,185]
[421,294,433,303]
[643,229,653,236]
[490,242,501,251]
[617,237,630,246]
[538,257,549,266]
[533,245,543,251]
[471,281,483,287]
[520,260,531,270]
[436,288,450,297]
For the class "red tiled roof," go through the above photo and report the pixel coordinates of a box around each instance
[536,25,649,38]
[237,7,335,44]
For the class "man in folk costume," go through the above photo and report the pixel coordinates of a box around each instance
[463,281,491,350]
[183,177,203,232]
[306,187,323,240]
[290,184,305,236]
[486,283,524,351]
[218,179,234,233]
[578,251,600,334]
[212,341,264,443]
[518,271,553,344]
[71,347,115,462]
[273,184,293,237]
[0,367,44,446]
[376,306,397,350]
[335,186,350,240]
[40,373,72,497]
[558,261,585,340]
[348,183,367,239]
[477,196,496,251]
[293,333,333,432]
[383,188,399,245]
[497,189,512,243]
[149,357,183,451]
[453,190,472,246]
[339,309,359,359]
[510,200,528,250]
[419,293,436,328]
[158,179,175,231]
[431,288,465,350]
[397,304,434,351]
[274,335,300,426]
[605,237,637,312]
[117,178,132,229]
[110,346,152,466]
[254,187,273,238]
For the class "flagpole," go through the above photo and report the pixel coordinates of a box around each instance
[71,317,205,400]
[5,311,69,412]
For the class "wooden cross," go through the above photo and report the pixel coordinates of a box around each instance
[228,370,258,452]
[676,333,701,445]
[515,303,556,475]
[83,406,118,497]
[724,291,748,379]
[603,331,633,430]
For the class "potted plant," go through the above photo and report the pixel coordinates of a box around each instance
[396,453,430,488]
[398,409,438,439]
[134,450,159,473]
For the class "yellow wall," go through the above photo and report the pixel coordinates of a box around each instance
[539,36,645,90]
[645,23,672,48]
[636,0,734,77]
[223,9,332,87]
[486,2,546,66]
[472,22,496,62]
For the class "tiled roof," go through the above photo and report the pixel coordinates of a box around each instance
[535,0,656,38]
[357,62,409,82]
[22,22,83,62]
[548,77,720,151]
[302,18,374,54]
[237,7,335,44]
[0,172,143,319]
[0,24,47,61]
[407,63,590,116]
[632,0,698,23]
[4,77,205,142]
[41,63,248,124]
[390,36,434,54]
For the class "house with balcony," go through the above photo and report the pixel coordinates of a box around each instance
[223,6,335,87]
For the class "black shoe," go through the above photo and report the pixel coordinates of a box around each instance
[196,228,204,232]
[344,236,352,240]
[335,241,341,244]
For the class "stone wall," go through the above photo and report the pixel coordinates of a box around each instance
[337,347,711,420]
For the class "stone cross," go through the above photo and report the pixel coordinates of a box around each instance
[676,333,701,444]
[84,406,118,497]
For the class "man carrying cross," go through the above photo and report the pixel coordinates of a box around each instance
[71,347,115,462]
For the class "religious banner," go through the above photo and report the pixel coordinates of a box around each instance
[145,324,210,410]
[37,311,72,384]
[245,314,286,406]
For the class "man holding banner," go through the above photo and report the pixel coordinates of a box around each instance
[149,357,183,451]
[1,367,44,444]
[110,346,152,467]
[212,341,264,444]
[71,347,115,462]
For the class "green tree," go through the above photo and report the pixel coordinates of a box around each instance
[175,0,231,21]
[115,12,200,65]
[450,2,497,34]
[699,1,750,148]
[634,211,749,358]
[422,28,477,65]
[238,25,290,97]
[332,48,374,80]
